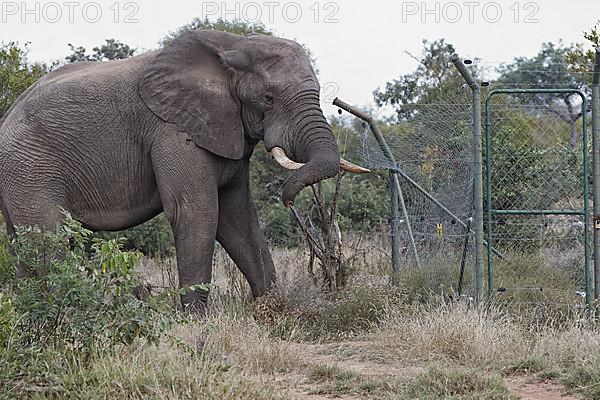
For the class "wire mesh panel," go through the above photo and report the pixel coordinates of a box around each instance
[485,89,590,310]
[351,86,478,296]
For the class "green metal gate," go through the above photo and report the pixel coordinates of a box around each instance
[485,89,590,308]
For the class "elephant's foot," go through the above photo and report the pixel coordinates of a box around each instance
[180,287,210,314]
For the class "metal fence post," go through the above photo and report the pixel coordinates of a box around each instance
[450,54,484,302]
[592,47,600,301]
[389,173,401,273]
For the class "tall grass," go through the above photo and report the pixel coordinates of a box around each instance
[3,227,600,399]
[375,300,528,369]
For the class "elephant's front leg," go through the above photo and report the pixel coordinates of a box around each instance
[152,141,220,309]
[172,205,218,308]
[216,163,276,297]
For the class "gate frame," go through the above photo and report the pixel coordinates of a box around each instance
[484,88,590,307]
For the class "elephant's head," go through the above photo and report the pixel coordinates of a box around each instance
[139,30,367,206]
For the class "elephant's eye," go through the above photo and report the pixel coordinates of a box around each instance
[264,93,274,105]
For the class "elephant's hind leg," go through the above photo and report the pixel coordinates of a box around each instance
[0,193,16,252]
[216,163,276,298]
[1,190,66,277]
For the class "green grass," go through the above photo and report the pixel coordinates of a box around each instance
[403,367,517,400]
[562,354,600,399]
[508,356,549,374]
[491,252,583,305]
[305,364,517,399]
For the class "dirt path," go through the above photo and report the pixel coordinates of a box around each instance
[278,341,580,400]
[295,341,423,378]
[506,375,580,400]
[286,341,421,399]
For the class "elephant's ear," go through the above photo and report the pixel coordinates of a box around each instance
[139,30,247,159]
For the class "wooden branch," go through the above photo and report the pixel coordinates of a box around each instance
[290,206,324,260]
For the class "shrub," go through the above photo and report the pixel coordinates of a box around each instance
[336,174,389,231]
[7,216,177,350]
[256,275,405,340]
[97,214,174,257]
[259,203,302,248]
[0,213,181,395]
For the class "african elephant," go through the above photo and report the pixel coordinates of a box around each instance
[0,30,367,307]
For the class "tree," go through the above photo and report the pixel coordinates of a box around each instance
[0,43,47,119]
[160,17,272,46]
[566,20,599,73]
[373,39,470,122]
[65,39,135,63]
[496,42,588,148]
[373,38,476,198]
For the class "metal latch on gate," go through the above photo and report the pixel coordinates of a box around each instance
[594,215,600,230]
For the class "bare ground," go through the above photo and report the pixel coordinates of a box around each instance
[506,375,581,400]
[256,340,581,400]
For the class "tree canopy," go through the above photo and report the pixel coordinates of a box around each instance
[160,17,272,47]
[566,20,599,73]
[496,42,588,147]
[0,43,47,119]
[65,39,136,63]
[373,39,473,122]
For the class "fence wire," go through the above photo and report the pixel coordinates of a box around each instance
[346,86,478,296]
[339,83,593,308]
[486,90,589,309]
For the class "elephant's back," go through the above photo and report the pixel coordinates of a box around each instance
[0,51,164,230]
[0,51,160,147]
[0,50,161,207]
[36,50,158,88]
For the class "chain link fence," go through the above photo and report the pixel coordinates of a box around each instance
[335,59,599,308]
[485,89,590,310]
[337,82,479,297]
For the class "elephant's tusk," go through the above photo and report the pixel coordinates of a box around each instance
[271,147,303,170]
[270,147,370,174]
[340,159,370,174]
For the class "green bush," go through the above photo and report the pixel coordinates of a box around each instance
[260,203,302,248]
[7,214,178,349]
[336,174,389,231]
[0,213,182,395]
[97,214,174,258]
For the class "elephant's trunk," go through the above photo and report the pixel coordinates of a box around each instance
[264,92,341,206]
[280,133,340,207]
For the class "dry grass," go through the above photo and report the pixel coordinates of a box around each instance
[12,237,600,399]
[373,300,528,370]
[532,326,600,368]
[54,342,288,400]
[404,367,517,399]
[175,312,302,375]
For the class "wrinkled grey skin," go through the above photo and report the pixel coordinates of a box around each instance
[0,30,340,307]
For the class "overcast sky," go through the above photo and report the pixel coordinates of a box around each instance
[3,0,599,115]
